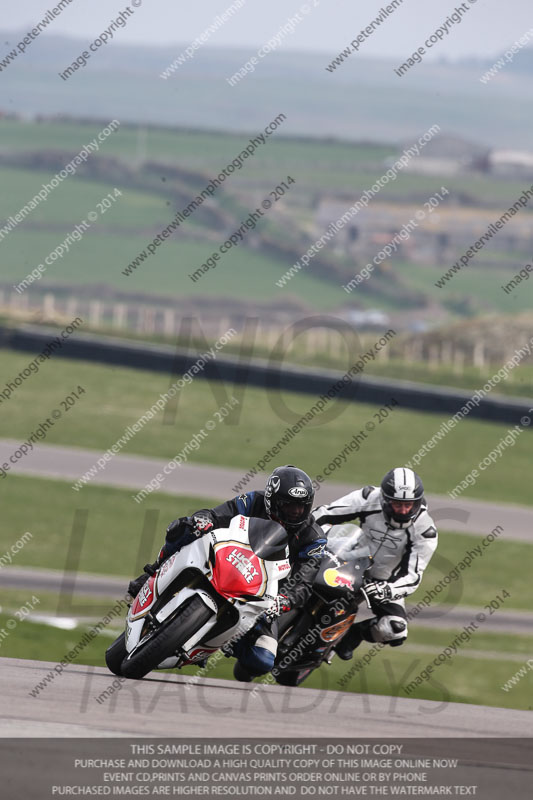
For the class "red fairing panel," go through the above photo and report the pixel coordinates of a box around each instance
[210,543,266,600]
[131,575,157,616]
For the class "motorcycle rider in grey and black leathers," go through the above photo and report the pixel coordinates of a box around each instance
[313,467,438,661]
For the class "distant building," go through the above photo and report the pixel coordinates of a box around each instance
[0,110,24,121]
[489,149,533,178]
[314,194,531,269]
[340,308,391,328]
[392,134,490,175]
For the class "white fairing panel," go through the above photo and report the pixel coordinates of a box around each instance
[155,537,210,596]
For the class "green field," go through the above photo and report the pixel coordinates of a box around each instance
[1,350,532,505]
[0,119,395,187]
[2,117,533,320]
[0,225,345,309]
[399,260,533,315]
[5,184,533,309]
[0,167,169,228]
[0,118,529,204]
[0,162,348,310]
[0,589,125,620]
[0,475,219,579]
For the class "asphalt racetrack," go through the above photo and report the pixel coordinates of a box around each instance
[0,657,531,798]
[1,657,532,739]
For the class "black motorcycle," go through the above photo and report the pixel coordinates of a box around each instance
[274,533,373,686]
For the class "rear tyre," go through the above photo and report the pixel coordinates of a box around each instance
[105,632,127,676]
[275,668,312,687]
[121,595,214,680]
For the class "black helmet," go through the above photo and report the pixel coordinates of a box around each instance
[380,467,424,528]
[264,465,314,534]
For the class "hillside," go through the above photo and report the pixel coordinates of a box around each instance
[1,116,532,332]
[1,33,533,147]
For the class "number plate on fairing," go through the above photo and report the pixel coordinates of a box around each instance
[130,575,157,620]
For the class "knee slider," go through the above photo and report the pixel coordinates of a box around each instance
[388,619,407,647]
[372,615,408,644]
[391,619,407,634]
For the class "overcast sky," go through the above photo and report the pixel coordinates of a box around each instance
[5,0,533,61]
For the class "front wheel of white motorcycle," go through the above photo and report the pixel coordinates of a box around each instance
[120,595,214,680]
[105,632,127,676]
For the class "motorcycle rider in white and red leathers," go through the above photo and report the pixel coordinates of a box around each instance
[313,467,438,660]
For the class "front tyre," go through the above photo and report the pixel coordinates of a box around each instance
[105,632,127,676]
[121,595,214,680]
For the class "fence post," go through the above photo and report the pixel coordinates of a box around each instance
[163,308,175,338]
[472,340,485,369]
[43,293,55,317]
[112,303,127,329]
[89,301,102,328]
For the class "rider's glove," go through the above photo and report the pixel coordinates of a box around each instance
[143,559,161,577]
[165,515,212,553]
[166,517,191,542]
[127,558,162,598]
[191,514,214,536]
[364,581,392,603]
[127,575,146,599]
[264,594,291,623]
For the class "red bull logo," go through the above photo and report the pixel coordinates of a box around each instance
[334,573,354,589]
[324,567,354,591]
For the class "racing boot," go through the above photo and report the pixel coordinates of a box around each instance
[233,661,254,682]
[334,618,376,661]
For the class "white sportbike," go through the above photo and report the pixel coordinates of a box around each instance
[105,515,290,679]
